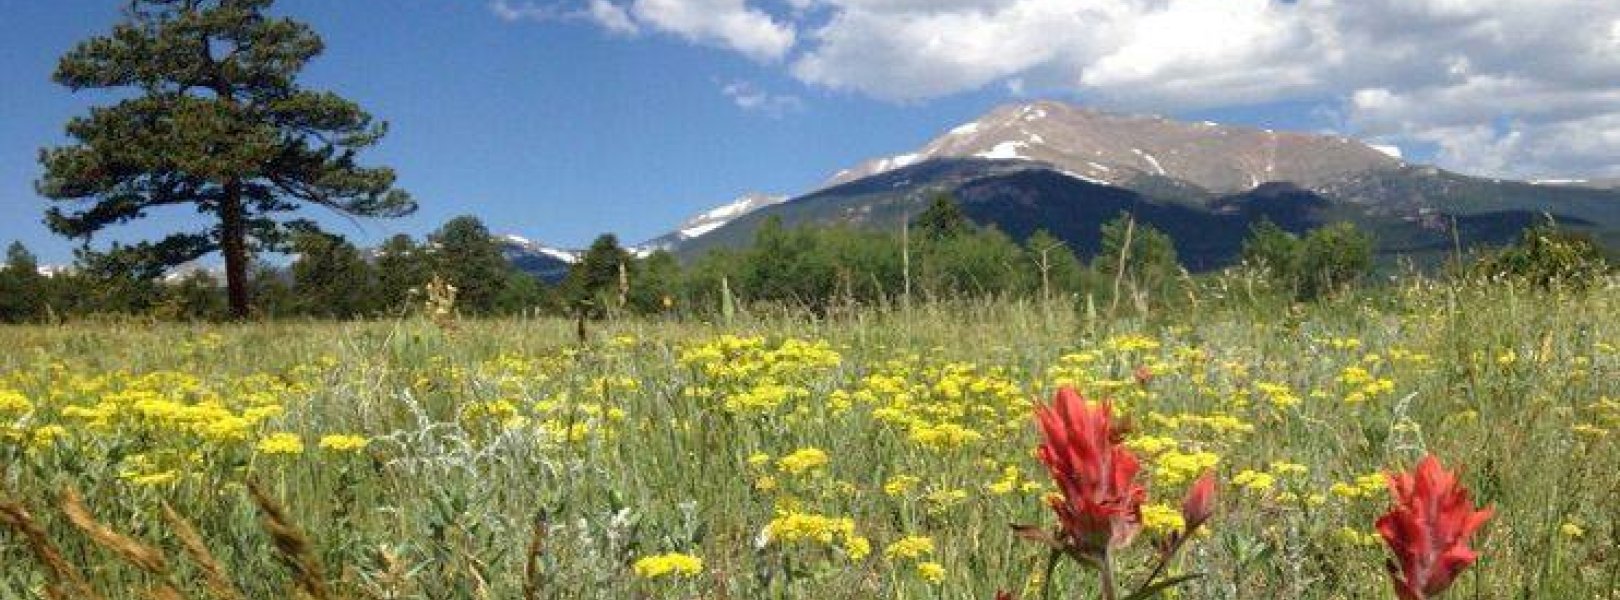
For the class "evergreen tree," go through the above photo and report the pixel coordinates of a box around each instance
[289,231,373,317]
[248,261,295,319]
[912,192,972,241]
[0,242,46,322]
[38,0,414,318]
[70,247,163,315]
[429,216,509,315]
[154,271,226,321]
[628,250,682,315]
[495,270,551,315]
[374,234,430,313]
[563,234,632,316]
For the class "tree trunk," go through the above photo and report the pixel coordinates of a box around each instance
[220,180,251,319]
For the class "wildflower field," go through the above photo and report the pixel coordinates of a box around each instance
[2,282,1618,599]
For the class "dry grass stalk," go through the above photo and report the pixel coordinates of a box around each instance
[247,480,331,600]
[161,501,247,600]
[60,488,170,575]
[522,516,546,600]
[354,545,414,600]
[145,585,186,600]
[0,497,104,600]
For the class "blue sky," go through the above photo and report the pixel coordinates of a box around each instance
[3,0,1617,264]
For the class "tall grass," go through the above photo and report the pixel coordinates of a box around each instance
[1,279,1616,598]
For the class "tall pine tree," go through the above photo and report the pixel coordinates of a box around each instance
[429,216,510,315]
[38,0,414,318]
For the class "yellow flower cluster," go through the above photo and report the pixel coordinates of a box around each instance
[764,511,870,560]
[256,432,305,455]
[776,448,829,475]
[632,552,704,579]
[1141,503,1186,535]
[318,434,368,452]
[1330,473,1389,500]
[883,536,934,560]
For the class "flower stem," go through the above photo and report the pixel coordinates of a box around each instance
[1098,550,1118,600]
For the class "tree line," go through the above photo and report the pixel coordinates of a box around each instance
[7,191,1614,323]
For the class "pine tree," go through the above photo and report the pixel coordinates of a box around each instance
[563,234,632,317]
[0,242,47,322]
[289,231,373,317]
[374,234,430,312]
[429,216,510,315]
[38,0,414,318]
[912,192,972,241]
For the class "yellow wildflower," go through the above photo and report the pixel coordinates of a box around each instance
[632,552,703,578]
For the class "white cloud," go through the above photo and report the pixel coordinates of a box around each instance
[721,80,805,117]
[505,0,1620,176]
[629,0,796,62]
[491,0,796,58]
[490,0,638,35]
[589,0,640,35]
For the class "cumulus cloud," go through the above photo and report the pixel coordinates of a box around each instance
[720,80,805,117]
[492,0,793,61]
[630,0,796,62]
[490,0,638,35]
[501,0,1620,177]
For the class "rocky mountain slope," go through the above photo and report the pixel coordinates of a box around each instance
[673,100,1620,269]
[826,100,1403,194]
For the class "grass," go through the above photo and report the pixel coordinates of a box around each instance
[1,280,1618,599]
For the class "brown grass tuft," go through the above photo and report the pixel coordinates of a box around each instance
[247,480,331,600]
[60,487,170,575]
[161,501,246,600]
[0,497,104,600]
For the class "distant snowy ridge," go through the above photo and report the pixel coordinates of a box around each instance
[497,192,789,262]
[500,234,579,263]
[821,100,1405,194]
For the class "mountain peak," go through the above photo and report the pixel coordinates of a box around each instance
[825,99,1403,193]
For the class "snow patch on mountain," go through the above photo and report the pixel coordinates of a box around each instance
[633,192,789,253]
[501,234,579,263]
[1132,148,1167,176]
[680,221,728,239]
[977,141,1030,160]
[1370,144,1404,160]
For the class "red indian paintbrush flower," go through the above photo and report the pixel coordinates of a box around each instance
[1035,387,1146,555]
[1180,471,1217,534]
[1376,455,1493,600]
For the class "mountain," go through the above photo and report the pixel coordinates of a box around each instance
[825,100,1402,194]
[496,192,787,279]
[498,235,577,282]
[634,193,787,254]
[672,100,1620,268]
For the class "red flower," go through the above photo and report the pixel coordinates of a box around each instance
[1180,471,1217,534]
[1133,365,1154,387]
[1376,455,1493,600]
[1035,387,1145,555]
